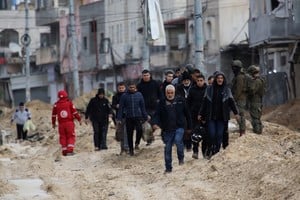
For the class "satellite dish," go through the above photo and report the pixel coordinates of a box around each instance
[9,42,22,57]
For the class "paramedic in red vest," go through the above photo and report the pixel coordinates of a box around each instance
[52,90,81,156]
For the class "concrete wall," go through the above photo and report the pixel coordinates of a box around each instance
[295,64,300,99]
[104,0,142,65]
[218,0,249,47]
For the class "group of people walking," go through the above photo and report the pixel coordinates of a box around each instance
[48,60,265,174]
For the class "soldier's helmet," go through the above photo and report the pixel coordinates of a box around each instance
[231,60,243,68]
[247,65,260,75]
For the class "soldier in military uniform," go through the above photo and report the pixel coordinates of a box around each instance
[247,65,265,134]
[231,60,248,136]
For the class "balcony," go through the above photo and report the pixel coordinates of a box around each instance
[249,15,300,47]
[36,45,59,65]
[36,7,68,26]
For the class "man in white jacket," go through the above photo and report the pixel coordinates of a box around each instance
[11,102,31,141]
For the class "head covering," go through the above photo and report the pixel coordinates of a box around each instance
[19,102,24,106]
[248,65,260,75]
[214,71,225,79]
[185,64,194,74]
[58,90,68,99]
[181,71,190,81]
[97,88,105,95]
[213,71,227,86]
[231,60,243,68]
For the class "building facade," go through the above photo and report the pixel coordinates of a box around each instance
[0,1,50,106]
[249,0,300,104]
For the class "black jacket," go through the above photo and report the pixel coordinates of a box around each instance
[137,79,162,111]
[112,91,125,115]
[85,96,112,124]
[152,96,192,131]
[199,84,238,121]
[187,83,207,114]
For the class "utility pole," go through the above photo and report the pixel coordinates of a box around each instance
[69,0,80,98]
[25,0,31,102]
[142,0,150,70]
[194,0,206,75]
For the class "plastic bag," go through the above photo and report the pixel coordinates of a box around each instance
[23,120,36,132]
[142,121,153,142]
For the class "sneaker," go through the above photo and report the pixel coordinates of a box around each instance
[101,146,108,150]
[179,160,184,165]
[192,153,199,159]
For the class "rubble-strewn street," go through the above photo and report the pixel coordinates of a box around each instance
[0,99,300,200]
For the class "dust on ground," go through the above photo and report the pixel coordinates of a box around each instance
[0,99,299,200]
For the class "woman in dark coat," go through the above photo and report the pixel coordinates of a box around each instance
[198,71,239,159]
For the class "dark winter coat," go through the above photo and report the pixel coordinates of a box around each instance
[137,79,162,111]
[112,91,125,115]
[199,84,238,121]
[152,96,192,132]
[85,96,112,124]
[187,83,207,114]
[176,83,192,99]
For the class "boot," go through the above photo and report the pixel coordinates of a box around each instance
[239,130,245,137]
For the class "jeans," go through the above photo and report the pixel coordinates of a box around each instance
[162,128,184,171]
[92,121,108,149]
[120,120,129,150]
[207,120,225,154]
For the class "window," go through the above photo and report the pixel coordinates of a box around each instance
[117,24,120,43]
[130,21,137,41]
[280,54,287,66]
[40,33,50,47]
[206,21,212,40]
[271,0,280,10]
[83,36,87,50]
[89,20,97,54]
[0,0,8,10]
[120,24,123,43]
[0,29,19,47]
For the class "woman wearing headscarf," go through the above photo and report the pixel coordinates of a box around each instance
[198,71,239,159]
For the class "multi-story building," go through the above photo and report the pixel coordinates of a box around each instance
[80,0,144,93]
[249,0,300,104]
[0,1,50,106]
[36,0,81,103]
[151,0,252,80]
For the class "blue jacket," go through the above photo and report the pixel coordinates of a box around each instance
[117,90,148,120]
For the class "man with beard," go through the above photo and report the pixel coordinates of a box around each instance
[152,84,192,173]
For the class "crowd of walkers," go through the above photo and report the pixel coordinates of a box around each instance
[49,60,265,173]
